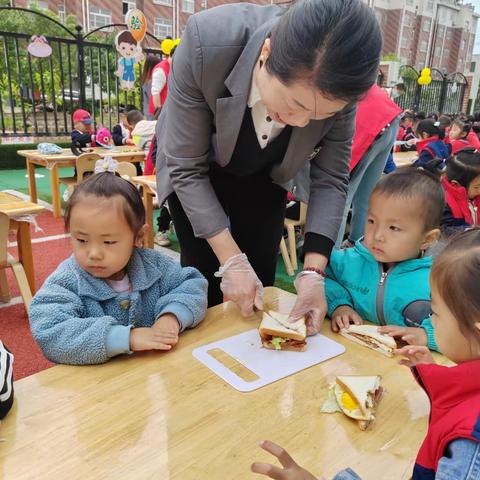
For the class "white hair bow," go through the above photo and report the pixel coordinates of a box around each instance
[94,156,118,174]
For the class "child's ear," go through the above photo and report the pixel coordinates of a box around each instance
[134,224,149,248]
[421,228,441,250]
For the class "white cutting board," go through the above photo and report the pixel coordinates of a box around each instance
[192,329,345,392]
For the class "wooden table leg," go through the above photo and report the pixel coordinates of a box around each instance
[15,220,36,293]
[143,187,154,249]
[27,159,38,204]
[50,165,62,217]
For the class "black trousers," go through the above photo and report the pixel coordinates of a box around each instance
[168,167,287,307]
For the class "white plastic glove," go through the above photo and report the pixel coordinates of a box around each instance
[214,253,263,317]
[288,271,327,336]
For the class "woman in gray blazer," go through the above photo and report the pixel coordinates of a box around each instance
[155,0,382,334]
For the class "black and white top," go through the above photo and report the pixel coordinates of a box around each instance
[0,341,14,419]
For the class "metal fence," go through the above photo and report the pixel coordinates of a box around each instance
[393,65,467,115]
[0,7,162,138]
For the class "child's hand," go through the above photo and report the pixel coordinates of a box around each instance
[152,313,180,347]
[129,327,174,352]
[378,326,427,346]
[251,440,321,480]
[331,306,363,332]
[126,139,135,146]
[395,345,435,367]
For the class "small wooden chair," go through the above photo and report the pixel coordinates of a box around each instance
[117,162,137,180]
[279,237,294,276]
[59,152,102,186]
[284,202,307,270]
[0,212,32,312]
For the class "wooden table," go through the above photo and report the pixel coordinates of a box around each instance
[0,191,45,293]
[393,150,417,167]
[132,175,157,248]
[0,287,445,479]
[17,146,146,218]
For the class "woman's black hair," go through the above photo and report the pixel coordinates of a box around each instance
[415,111,426,121]
[140,54,161,86]
[438,114,452,130]
[372,167,445,231]
[451,118,471,138]
[427,112,438,121]
[266,0,382,103]
[445,149,480,189]
[64,172,146,235]
[416,119,445,140]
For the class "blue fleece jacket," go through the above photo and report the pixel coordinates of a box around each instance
[326,241,438,351]
[29,248,208,365]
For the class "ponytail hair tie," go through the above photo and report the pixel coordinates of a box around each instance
[434,121,440,127]
[94,156,118,174]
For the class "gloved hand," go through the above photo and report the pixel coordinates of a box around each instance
[214,253,263,317]
[288,271,327,336]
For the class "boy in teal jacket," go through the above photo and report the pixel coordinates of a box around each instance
[326,167,445,351]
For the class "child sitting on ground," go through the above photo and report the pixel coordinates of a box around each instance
[441,148,480,235]
[327,168,444,351]
[29,160,207,365]
[251,228,480,480]
[413,119,450,170]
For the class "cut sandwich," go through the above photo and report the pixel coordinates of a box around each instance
[334,375,383,430]
[339,324,396,357]
[259,310,307,352]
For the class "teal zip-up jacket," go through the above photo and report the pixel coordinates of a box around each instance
[325,241,438,351]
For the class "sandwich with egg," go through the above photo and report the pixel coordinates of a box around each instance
[334,375,383,430]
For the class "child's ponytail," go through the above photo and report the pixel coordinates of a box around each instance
[416,119,445,140]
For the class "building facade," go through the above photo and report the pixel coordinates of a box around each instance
[369,0,478,74]
[12,0,480,75]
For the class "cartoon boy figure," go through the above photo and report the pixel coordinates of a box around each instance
[115,30,143,91]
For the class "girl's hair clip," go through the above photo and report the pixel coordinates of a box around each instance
[94,156,118,174]
[433,121,440,127]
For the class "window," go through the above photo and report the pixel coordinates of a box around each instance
[29,1,48,8]
[437,25,444,36]
[427,0,434,10]
[471,61,476,72]
[403,14,411,27]
[423,18,431,32]
[154,0,173,6]
[446,29,452,39]
[154,17,173,39]
[443,48,450,59]
[90,7,112,30]
[182,0,195,14]
[435,46,441,57]
[401,36,408,49]
[58,4,65,23]
[465,20,470,31]
[406,0,413,5]
[420,40,427,53]
[461,39,466,50]
[123,1,136,17]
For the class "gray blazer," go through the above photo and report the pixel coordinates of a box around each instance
[156,3,356,243]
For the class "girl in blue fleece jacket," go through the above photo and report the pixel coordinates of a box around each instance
[29,165,208,365]
[326,167,445,351]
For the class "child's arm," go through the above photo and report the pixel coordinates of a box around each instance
[251,440,362,480]
[153,259,208,332]
[71,129,95,147]
[436,438,480,480]
[325,252,355,319]
[394,345,435,366]
[29,283,131,365]
[379,315,439,351]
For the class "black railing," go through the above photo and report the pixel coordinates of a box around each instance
[394,65,468,115]
[0,6,162,138]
